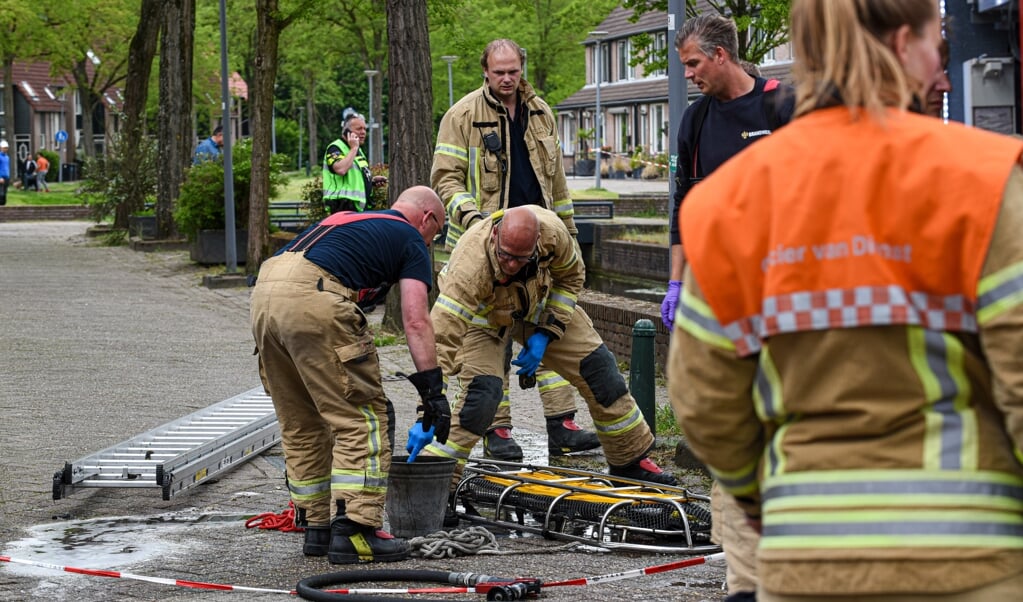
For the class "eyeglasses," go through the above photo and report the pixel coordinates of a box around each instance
[495,228,537,263]
[424,210,440,229]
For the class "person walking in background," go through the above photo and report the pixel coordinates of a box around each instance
[193,125,224,165]
[0,140,9,205]
[35,152,50,192]
[669,0,1023,600]
[251,186,449,565]
[660,14,795,602]
[321,111,385,214]
[432,38,606,464]
[22,154,37,191]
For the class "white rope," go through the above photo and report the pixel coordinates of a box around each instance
[409,525,583,559]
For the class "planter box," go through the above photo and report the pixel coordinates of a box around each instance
[128,215,157,240]
[190,229,248,265]
[575,158,595,177]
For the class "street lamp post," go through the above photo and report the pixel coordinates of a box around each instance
[364,69,380,166]
[589,30,609,190]
[441,55,458,107]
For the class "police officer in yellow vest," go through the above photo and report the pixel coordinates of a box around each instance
[669,0,1023,600]
[322,112,384,214]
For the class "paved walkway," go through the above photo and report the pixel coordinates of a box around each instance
[565,174,670,196]
[0,220,722,602]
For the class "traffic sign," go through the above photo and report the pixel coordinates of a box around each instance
[55,130,68,144]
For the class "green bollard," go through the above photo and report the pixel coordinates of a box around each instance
[629,318,657,438]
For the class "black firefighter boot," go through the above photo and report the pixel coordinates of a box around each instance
[328,501,410,564]
[608,455,679,486]
[546,413,601,456]
[483,427,524,461]
[295,507,331,557]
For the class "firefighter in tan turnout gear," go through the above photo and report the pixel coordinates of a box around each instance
[432,38,598,461]
[415,206,675,493]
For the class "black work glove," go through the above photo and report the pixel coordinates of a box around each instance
[406,367,451,444]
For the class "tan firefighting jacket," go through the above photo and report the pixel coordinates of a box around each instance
[432,79,575,249]
[432,207,583,376]
[669,107,1023,595]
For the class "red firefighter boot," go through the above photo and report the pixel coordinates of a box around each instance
[546,413,601,456]
[328,517,410,564]
[483,427,524,461]
[608,455,678,486]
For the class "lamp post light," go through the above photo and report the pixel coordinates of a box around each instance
[364,69,380,166]
[441,55,458,107]
[589,30,609,190]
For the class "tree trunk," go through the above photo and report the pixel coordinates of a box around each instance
[246,0,285,272]
[382,0,434,332]
[114,0,163,230]
[156,0,195,240]
[1,59,13,142]
[73,61,97,160]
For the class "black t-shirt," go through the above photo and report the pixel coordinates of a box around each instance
[670,77,795,245]
[279,210,433,294]
[507,102,542,208]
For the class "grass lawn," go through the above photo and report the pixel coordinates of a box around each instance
[4,181,83,206]
[275,171,316,201]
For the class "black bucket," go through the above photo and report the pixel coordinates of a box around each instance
[385,455,457,538]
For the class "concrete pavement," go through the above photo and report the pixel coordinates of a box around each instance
[0,220,722,602]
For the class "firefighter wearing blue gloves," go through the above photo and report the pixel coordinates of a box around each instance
[419,206,676,494]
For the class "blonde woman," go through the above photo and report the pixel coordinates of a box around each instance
[669,0,1023,600]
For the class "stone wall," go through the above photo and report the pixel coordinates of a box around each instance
[614,194,668,216]
[0,205,91,222]
[578,289,670,373]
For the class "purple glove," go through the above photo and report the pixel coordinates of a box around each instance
[661,280,682,330]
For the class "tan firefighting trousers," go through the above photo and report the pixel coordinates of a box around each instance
[759,571,1023,602]
[489,344,579,429]
[424,307,653,485]
[711,481,759,594]
[251,252,392,527]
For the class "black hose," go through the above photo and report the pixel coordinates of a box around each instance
[295,569,466,602]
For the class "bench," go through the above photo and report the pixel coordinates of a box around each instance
[269,201,310,232]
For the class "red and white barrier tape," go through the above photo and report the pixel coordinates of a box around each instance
[545,551,726,587]
[2,550,726,596]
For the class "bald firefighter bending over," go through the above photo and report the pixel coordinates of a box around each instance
[413,206,674,488]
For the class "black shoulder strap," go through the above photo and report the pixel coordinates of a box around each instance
[762,78,787,131]
[688,96,712,180]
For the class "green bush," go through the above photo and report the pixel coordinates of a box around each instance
[174,138,290,239]
[80,133,159,223]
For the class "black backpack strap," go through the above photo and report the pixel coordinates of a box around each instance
[688,96,711,180]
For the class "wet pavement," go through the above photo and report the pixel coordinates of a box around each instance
[0,220,724,602]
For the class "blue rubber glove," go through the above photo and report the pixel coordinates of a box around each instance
[511,331,551,377]
[406,421,436,463]
[661,280,682,330]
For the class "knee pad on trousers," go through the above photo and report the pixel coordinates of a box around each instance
[458,374,504,435]
[580,344,628,408]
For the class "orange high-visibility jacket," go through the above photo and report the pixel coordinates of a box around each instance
[671,107,1023,595]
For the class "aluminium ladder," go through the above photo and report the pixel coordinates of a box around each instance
[52,386,280,501]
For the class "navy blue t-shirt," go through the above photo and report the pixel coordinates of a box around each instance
[279,209,433,294]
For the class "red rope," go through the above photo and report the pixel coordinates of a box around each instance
[245,500,304,532]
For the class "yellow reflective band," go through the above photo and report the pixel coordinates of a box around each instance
[677,287,734,350]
